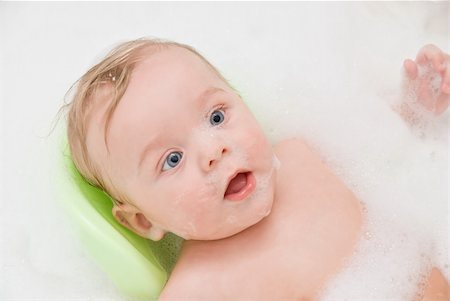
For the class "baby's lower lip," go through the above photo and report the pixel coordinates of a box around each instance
[224,172,256,202]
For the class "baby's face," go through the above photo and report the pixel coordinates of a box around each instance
[88,47,276,240]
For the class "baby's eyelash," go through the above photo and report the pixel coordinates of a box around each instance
[211,104,226,114]
[211,104,227,113]
[203,103,224,119]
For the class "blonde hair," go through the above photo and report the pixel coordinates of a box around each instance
[59,37,231,205]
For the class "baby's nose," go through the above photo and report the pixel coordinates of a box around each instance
[204,146,228,171]
[193,127,230,171]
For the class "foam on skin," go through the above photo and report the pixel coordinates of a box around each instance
[255,65,448,301]
[165,123,276,238]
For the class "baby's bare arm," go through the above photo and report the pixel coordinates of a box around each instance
[417,267,449,301]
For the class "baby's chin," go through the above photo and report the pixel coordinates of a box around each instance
[223,207,273,239]
[206,171,276,240]
[185,220,265,241]
[183,196,274,241]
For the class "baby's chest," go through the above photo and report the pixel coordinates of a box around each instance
[194,224,355,300]
[194,191,363,300]
[196,243,315,300]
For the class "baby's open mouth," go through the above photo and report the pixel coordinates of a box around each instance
[224,171,256,201]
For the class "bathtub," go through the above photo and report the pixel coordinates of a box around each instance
[1,2,447,300]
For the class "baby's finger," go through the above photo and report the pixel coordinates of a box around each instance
[441,62,450,94]
[434,93,450,115]
[416,45,444,71]
[403,59,418,79]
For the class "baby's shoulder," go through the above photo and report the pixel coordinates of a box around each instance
[273,137,318,158]
[273,137,324,171]
[274,137,308,152]
[158,257,216,300]
[159,246,246,300]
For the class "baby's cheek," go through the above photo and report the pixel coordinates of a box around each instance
[245,126,273,161]
[169,189,215,235]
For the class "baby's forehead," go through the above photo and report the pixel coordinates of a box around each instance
[105,46,226,142]
[123,47,225,108]
[133,46,212,79]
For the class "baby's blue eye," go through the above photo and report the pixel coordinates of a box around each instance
[162,151,183,171]
[210,110,225,125]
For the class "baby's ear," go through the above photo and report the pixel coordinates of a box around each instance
[112,204,166,241]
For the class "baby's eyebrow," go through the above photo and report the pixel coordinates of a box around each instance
[196,87,226,106]
[136,87,225,175]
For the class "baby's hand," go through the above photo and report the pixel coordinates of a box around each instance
[403,44,450,116]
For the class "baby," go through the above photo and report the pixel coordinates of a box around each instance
[64,38,449,300]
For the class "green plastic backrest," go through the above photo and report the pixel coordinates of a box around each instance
[57,137,183,300]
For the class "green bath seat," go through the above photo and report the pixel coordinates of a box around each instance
[57,138,183,300]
